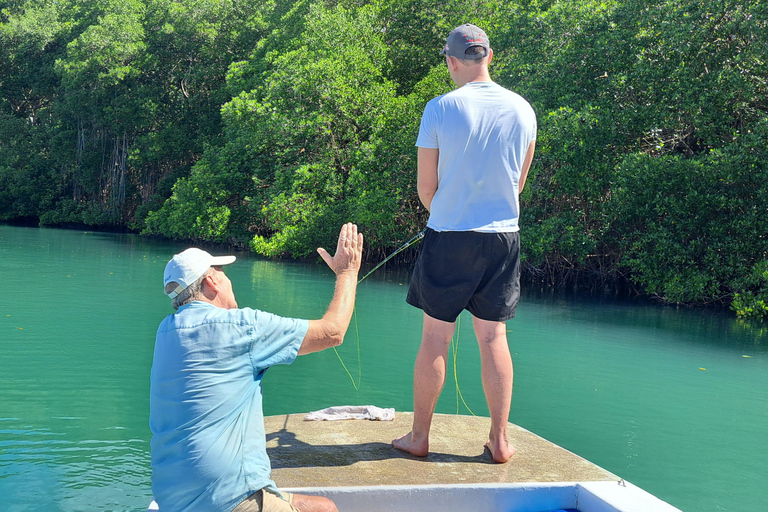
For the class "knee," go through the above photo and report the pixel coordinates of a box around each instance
[475,331,507,346]
[472,320,508,346]
[293,494,338,512]
[316,497,338,512]
[423,333,454,347]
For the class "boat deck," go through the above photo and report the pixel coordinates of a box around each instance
[265,412,619,488]
[150,413,680,512]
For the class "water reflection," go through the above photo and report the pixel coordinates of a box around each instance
[0,423,150,510]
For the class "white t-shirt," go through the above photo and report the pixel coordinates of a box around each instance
[416,81,537,232]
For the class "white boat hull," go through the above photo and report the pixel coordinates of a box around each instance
[149,481,680,512]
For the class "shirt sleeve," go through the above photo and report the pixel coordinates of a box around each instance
[415,98,440,149]
[245,308,308,373]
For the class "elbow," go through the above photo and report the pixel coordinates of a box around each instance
[324,323,345,348]
[301,319,346,355]
[418,190,434,211]
[330,334,344,348]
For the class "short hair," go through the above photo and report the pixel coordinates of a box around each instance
[165,268,213,310]
[457,46,488,66]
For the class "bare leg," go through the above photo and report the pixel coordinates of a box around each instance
[291,493,338,512]
[473,316,515,463]
[392,313,455,456]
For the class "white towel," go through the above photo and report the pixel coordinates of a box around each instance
[304,405,395,421]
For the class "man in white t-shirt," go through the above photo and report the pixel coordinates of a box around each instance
[392,24,536,463]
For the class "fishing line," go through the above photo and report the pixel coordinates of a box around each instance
[333,309,362,390]
[452,314,476,416]
[332,229,426,389]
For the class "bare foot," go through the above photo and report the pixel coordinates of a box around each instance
[392,431,429,457]
[485,433,516,463]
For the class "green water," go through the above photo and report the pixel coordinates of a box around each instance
[1,225,766,511]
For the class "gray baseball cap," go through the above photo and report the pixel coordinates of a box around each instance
[440,24,490,60]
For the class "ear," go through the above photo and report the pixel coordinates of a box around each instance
[446,55,460,73]
[487,48,494,65]
[202,271,221,293]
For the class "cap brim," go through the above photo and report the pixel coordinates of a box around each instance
[210,255,236,266]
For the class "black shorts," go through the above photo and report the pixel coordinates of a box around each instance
[406,228,521,323]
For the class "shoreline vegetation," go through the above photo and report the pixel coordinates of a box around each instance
[1,1,766,317]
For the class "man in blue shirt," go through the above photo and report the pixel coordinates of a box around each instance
[392,24,536,463]
[150,223,363,512]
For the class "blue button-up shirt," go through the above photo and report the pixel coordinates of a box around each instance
[150,301,308,512]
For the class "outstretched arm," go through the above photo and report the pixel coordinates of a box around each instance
[300,223,364,355]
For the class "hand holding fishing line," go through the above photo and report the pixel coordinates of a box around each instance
[317,222,363,276]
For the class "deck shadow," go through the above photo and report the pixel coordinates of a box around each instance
[267,427,493,469]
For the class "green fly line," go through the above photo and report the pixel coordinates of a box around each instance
[332,309,362,390]
[332,229,426,390]
[451,314,476,416]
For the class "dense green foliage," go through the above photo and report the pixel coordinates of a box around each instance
[1,0,766,316]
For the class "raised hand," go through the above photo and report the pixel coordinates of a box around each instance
[317,223,363,276]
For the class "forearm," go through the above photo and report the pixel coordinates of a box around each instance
[322,271,358,341]
[417,186,435,211]
[417,147,439,211]
[301,273,357,355]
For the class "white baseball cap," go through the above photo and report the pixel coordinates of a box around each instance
[163,248,236,299]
